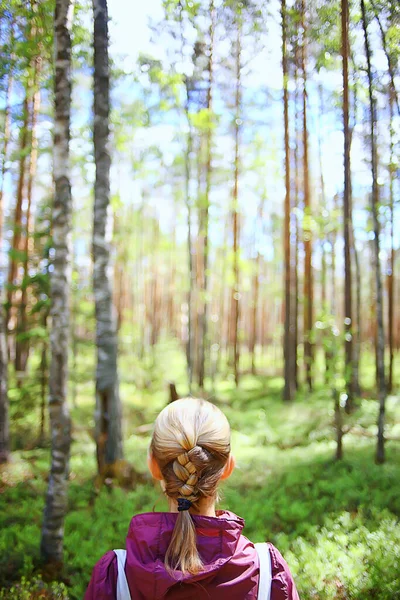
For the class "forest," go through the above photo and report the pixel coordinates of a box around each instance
[0,0,399,598]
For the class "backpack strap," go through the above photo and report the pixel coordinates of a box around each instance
[113,549,132,600]
[255,543,272,600]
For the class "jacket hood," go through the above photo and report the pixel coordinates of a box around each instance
[125,510,246,598]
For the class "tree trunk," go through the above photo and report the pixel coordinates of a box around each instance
[342,0,354,412]
[198,0,215,390]
[361,0,386,464]
[0,34,12,465]
[318,85,328,381]
[6,96,29,341]
[334,388,343,460]
[387,89,395,392]
[300,0,313,391]
[39,313,49,444]
[40,0,74,566]
[351,225,362,397]
[0,306,9,463]
[0,61,13,244]
[370,0,400,117]
[93,0,123,469]
[16,60,42,374]
[293,36,300,390]
[250,254,259,375]
[231,16,241,387]
[216,218,229,378]
[282,0,295,401]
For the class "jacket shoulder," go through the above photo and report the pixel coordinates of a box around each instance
[268,543,300,600]
[84,550,118,600]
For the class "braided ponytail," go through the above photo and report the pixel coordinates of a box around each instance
[150,398,231,575]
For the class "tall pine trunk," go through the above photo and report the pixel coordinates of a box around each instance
[387,89,395,392]
[250,199,264,375]
[0,167,8,461]
[93,0,123,470]
[300,0,313,391]
[361,0,386,464]
[6,96,29,342]
[282,0,295,400]
[0,33,12,464]
[231,16,241,387]
[16,60,42,374]
[342,0,354,412]
[179,4,195,391]
[40,0,74,565]
[198,0,215,389]
[0,307,8,463]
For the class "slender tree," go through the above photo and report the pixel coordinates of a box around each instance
[300,0,313,390]
[387,87,395,392]
[6,96,29,340]
[0,19,13,464]
[177,2,195,390]
[40,0,74,564]
[282,0,295,401]
[341,0,354,411]
[198,0,215,389]
[231,11,242,387]
[360,0,386,464]
[92,0,123,471]
[0,304,8,463]
[16,57,42,373]
[250,195,265,375]
[0,148,8,461]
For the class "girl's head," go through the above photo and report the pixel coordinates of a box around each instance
[149,397,234,575]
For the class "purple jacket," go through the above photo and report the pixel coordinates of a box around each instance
[85,510,299,599]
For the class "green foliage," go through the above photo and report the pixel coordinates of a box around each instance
[285,512,400,599]
[1,344,399,599]
[0,577,69,599]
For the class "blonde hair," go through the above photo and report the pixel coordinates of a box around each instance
[150,397,231,575]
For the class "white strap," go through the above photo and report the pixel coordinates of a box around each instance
[255,543,272,600]
[114,549,132,600]
[113,544,270,600]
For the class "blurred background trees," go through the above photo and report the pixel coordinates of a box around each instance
[0,0,399,595]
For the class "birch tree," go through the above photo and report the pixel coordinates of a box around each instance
[40,0,74,564]
[92,0,123,470]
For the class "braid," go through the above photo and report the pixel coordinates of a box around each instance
[150,397,231,575]
[173,452,199,498]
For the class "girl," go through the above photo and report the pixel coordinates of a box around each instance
[85,398,299,599]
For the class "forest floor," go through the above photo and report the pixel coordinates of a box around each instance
[0,340,399,599]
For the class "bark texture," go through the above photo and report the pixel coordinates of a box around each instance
[40,0,74,564]
[387,89,395,392]
[93,0,123,468]
[282,0,295,401]
[0,34,12,464]
[0,308,8,463]
[231,16,241,387]
[361,0,386,464]
[300,0,313,391]
[342,0,354,411]
[6,96,29,336]
[198,0,215,389]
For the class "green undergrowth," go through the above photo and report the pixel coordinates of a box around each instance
[1,341,400,599]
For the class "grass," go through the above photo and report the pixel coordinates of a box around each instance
[0,339,399,599]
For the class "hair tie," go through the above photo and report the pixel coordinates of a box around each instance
[177,497,192,512]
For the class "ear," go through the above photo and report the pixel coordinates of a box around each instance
[220,454,235,481]
[147,451,163,481]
